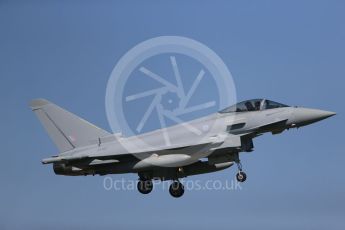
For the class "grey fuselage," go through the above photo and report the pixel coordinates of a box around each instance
[51,101,335,180]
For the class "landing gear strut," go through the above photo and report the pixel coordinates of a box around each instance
[169,180,184,198]
[137,179,153,194]
[235,161,247,183]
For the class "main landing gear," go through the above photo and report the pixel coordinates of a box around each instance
[137,179,153,194]
[136,158,247,197]
[137,178,185,198]
[169,180,185,198]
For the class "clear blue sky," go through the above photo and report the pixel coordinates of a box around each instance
[1,0,344,229]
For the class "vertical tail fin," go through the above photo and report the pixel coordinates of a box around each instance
[30,99,111,152]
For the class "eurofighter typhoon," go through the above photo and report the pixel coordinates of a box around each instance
[30,98,335,198]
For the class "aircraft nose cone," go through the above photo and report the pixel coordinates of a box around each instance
[293,108,336,127]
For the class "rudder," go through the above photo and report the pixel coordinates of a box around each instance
[30,99,111,152]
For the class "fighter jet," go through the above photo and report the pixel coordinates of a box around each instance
[30,98,335,198]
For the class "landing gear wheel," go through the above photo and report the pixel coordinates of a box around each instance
[137,180,153,194]
[169,181,185,198]
[236,171,247,183]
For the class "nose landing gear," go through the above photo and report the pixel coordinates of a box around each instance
[236,171,247,182]
[235,161,247,183]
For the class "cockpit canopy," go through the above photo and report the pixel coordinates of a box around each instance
[219,99,289,113]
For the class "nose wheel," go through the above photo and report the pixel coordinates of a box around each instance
[236,171,247,182]
[137,179,153,194]
[235,162,247,183]
[169,181,185,198]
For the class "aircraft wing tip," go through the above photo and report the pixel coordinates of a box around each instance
[29,98,51,110]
